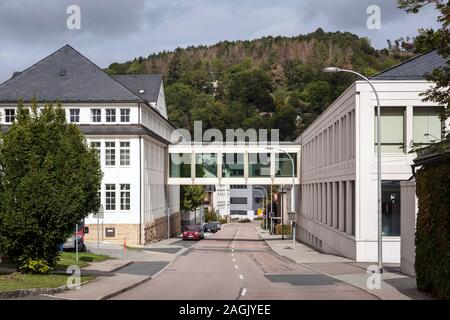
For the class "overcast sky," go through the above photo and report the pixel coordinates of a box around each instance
[0,0,440,82]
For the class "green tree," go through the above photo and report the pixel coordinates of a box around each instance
[227,68,276,114]
[165,83,197,131]
[398,0,450,121]
[181,185,205,212]
[0,100,102,272]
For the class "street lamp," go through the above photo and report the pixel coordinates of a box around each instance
[266,146,296,241]
[266,147,296,213]
[323,67,383,274]
[254,186,268,229]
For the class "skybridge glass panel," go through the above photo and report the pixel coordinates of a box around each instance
[248,153,271,177]
[169,153,192,178]
[195,153,218,178]
[222,153,244,177]
[275,153,297,177]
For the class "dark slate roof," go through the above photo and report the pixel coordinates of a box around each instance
[113,75,162,103]
[371,49,447,80]
[0,45,142,103]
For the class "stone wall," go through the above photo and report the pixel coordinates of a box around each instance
[84,223,140,245]
[144,211,181,244]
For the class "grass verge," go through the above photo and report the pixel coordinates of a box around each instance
[0,273,94,293]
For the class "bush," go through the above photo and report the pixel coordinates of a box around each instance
[274,224,291,235]
[239,218,251,223]
[415,151,450,299]
[219,218,228,224]
[18,258,52,275]
[205,211,218,222]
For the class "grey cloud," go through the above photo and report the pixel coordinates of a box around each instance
[0,0,441,82]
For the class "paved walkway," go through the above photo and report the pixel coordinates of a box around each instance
[24,238,191,300]
[254,224,431,300]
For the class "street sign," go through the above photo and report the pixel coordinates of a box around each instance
[288,211,296,222]
[93,205,104,219]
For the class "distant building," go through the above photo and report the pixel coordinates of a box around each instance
[0,45,180,245]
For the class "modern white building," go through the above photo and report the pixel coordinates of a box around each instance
[0,45,180,245]
[295,50,449,263]
[212,184,231,217]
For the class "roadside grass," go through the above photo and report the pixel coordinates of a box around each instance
[0,252,109,293]
[56,251,111,270]
[0,273,94,293]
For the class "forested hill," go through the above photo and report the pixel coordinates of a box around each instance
[106,29,412,140]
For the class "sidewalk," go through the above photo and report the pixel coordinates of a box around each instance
[44,237,188,300]
[254,225,431,300]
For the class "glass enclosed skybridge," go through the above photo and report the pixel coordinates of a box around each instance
[167,142,301,185]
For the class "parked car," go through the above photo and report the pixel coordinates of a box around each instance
[63,221,89,252]
[204,222,219,233]
[183,225,204,240]
[211,221,221,230]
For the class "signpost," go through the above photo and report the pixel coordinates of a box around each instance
[288,211,297,252]
[93,205,104,255]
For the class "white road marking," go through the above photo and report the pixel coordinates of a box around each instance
[231,253,234,256]
[241,288,247,296]
[235,265,239,269]
[232,258,236,262]
[239,274,244,280]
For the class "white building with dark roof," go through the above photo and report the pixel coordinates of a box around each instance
[0,45,180,245]
[295,49,449,263]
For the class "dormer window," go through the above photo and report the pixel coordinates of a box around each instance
[106,108,116,122]
[120,109,130,122]
[91,108,101,123]
[5,109,15,123]
[69,109,80,123]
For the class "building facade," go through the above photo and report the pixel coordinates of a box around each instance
[0,45,180,245]
[295,50,449,263]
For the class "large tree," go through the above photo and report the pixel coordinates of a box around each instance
[0,100,102,272]
[398,0,450,122]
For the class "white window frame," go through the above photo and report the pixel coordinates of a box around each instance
[120,108,130,123]
[69,108,80,123]
[105,184,116,211]
[120,184,131,211]
[105,141,116,166]
[4,108,15,123]
[119,141,130,166]
[106,108,116,123]
[91,108,101,123]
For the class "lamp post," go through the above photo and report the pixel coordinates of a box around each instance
[323,67,383,274]
[267,146,296,242]
[254,186,268,229]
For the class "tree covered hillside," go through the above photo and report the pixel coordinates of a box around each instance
[106,29,412,140]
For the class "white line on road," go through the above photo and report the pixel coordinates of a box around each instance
[232,258,236,262]
[239,274,244,280]
[241,288,247,296]
[235,265,239,269]
[231,253,234,256]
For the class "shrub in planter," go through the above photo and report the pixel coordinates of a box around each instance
[274,224,291,235]
[239,218,251,223]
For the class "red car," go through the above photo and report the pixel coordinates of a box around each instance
[183,225,204,240]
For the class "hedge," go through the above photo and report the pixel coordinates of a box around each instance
[415,158,450,299]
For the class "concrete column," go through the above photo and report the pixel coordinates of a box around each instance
[326,182,331,226]
[405,105,413,153]
[323,183,326,223]
[332,182,338,229]
[338,181,345,232]
[346,180,353,235]
[318,183,323,222]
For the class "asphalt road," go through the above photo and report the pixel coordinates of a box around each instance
[111,222,376,300]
